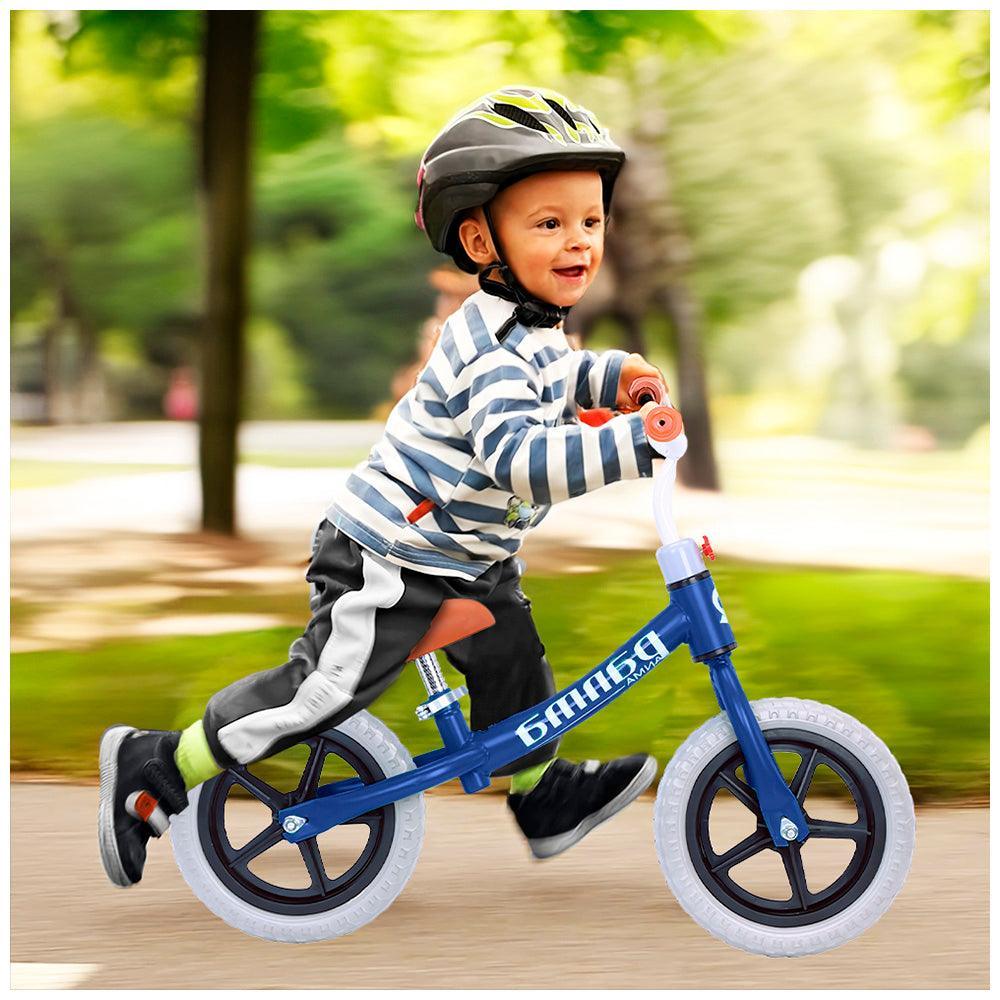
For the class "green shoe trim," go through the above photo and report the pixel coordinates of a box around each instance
[509,759,555,795]
[175,720,222,790]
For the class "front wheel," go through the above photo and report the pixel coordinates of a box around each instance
[655,698,914,957]
[170,711,424,943]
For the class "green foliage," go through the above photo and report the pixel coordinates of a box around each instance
[253,139,437,413]
[244,318,313,419]
[254,12,341,153]
[657,47,906,326]
[12,115,199,334]
[11,557,987,801]
[554,10,741,71]
[68,11,200,77]
[11,9,988,428]
[904,10,990,119]
[897,297,989,444]
[66,11,349,154]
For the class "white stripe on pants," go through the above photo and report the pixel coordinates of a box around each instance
[217,548,405,763]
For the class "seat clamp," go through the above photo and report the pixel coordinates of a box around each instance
[415,686,468,721]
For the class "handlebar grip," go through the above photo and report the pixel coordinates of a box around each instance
[644,405,684,443]
[627,376,666,408]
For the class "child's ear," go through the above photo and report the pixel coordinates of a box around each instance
[457,211,495,267]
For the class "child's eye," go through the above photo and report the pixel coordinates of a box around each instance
[538,218,559,230]
[585,217,603,229]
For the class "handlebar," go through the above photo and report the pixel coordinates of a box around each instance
[625,377,688,546]
[625,377,685,448]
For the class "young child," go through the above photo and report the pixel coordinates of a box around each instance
[99,86,665,888]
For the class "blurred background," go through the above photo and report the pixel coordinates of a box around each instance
[9,10,988,988]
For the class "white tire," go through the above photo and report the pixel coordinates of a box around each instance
[170,711,424,943]
[654,697,915,957]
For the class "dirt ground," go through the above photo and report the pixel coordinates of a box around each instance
[10,783,988,989]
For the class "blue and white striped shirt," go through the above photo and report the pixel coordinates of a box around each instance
[327,289,655,580]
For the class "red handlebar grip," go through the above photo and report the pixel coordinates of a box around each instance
[627,376,666,407]
[644,405,684,443]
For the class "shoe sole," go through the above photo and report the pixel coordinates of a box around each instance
[527,754,658,860]
[98,725,136,888]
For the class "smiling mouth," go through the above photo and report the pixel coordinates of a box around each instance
[552,265,587,278]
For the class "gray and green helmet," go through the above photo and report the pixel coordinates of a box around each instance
[415,86,626,274]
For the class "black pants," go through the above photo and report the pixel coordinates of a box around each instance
[203,519,558,777]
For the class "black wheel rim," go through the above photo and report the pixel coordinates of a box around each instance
[686,728,886,928]
[197,729,396,916]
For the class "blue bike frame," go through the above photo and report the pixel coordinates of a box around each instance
[277,569,809,850]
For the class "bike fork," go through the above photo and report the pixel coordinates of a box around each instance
[705,653,809,847]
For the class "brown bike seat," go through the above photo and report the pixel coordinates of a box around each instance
[408,599,495,660]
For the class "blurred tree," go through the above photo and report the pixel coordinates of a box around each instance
[554,11,750,489]
[254,139,437,415]
[198,12,259,533]
[46,10,356,533]
[556,12,962,462]
[56,12,265,533]
[13,11,988,474]
[12,115,198,420]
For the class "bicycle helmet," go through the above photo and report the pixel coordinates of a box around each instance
[415,86,626,329]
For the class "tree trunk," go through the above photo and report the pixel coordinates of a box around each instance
[198,11,259,534]
[75,322,105,422]
[58,275,105,423]
[615,54,720,490]
[41,324,65,424]
[658,283,719,489]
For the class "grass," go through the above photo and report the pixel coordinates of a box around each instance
[10,459,187,489]
[240,450,371,469]
[10,450,370,489]
[10,554,987,802]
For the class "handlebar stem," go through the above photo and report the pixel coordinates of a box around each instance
[647,428,710,587]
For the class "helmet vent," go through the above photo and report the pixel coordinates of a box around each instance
[492,102,547,133]
[543,97,579,130]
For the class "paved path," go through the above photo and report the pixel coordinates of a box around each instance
[10,784,987,989]
[11,422,988,578]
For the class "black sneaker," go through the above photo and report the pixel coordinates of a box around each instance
[98,726,188,887]
[507,754,657,859]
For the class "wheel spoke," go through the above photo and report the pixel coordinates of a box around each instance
[710,830,771,874]
[780,843,810,907]
[790,748,819,803]
[717,767,761,816]
[231,822,284,866]
[294,740,327,803]
[298,838,328,891]
[808,818,869,840]
[229,767,286,810]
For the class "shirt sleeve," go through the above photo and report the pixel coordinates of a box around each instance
[567,348,629,410]
[448,346,654,505]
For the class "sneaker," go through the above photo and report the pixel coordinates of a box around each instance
[98,726,188,887]
[507,754,657,859]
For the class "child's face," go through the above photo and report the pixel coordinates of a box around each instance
[464,170,606,309]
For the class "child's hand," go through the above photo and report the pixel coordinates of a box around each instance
[616,353,666,412]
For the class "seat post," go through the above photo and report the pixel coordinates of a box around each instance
[415,652,448,696]
[412,651,489,794]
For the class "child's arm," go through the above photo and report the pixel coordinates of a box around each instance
[448,347,655,505]
[569,349,665,412]
[569,348,627,411]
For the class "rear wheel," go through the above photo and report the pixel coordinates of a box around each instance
[655,698,915,956]
[170,711,424,942]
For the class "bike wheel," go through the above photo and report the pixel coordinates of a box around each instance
[170,711,424,943]
[654,698,914,957]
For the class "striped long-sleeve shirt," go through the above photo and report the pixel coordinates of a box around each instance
[326,288,655,580]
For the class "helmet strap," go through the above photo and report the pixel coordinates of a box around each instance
[477,203,570,331]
